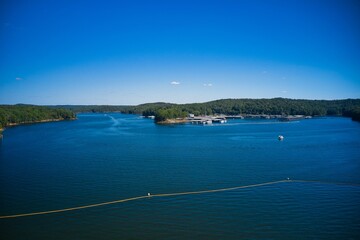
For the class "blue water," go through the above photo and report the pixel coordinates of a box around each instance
[0,114,360,239]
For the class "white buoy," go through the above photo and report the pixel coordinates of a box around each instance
[278,135,284,141]
[147,193,151,196]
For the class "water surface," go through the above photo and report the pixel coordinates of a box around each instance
[1,114,359,239]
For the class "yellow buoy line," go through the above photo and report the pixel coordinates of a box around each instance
[0,179,359,219]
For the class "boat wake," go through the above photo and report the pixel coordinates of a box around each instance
[107,115,119,126]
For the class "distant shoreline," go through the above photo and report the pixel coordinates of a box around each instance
[156,118,188,124]
[0,105,77,136]
[6,118,76,127]
[0,118,76,136]
[154,114,312,125]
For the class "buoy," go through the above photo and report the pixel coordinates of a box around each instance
[278,135,284,141]
[147,193,151,196]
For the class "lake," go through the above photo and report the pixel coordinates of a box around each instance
[1,114,360,239]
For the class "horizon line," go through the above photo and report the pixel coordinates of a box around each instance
[2,97,360,107]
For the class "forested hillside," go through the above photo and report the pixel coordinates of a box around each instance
[56,98,360,122]
[0,105,76,130]
[53,102,175,115]
[180,98,360,116]
[1,98,359,131]
[152,98,360,122]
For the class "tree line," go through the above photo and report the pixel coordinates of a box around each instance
[179,98,360,116]
[2,98,358,131]
[151,98,360,122]
[0,105,76,130]
[55,98,360,122]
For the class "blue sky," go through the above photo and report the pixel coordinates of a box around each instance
[1,0,359,105]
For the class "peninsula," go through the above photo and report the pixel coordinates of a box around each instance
[0,105,76,136]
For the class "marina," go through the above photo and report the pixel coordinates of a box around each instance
[186,114,311,125]
[187,116,227,124]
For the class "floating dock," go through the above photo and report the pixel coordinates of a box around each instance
[188,116,227,125]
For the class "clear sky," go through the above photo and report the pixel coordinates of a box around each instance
[1,0,359,105]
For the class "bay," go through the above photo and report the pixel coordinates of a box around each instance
[0,114,359,239]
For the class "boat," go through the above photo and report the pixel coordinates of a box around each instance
[278,135,284,141]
